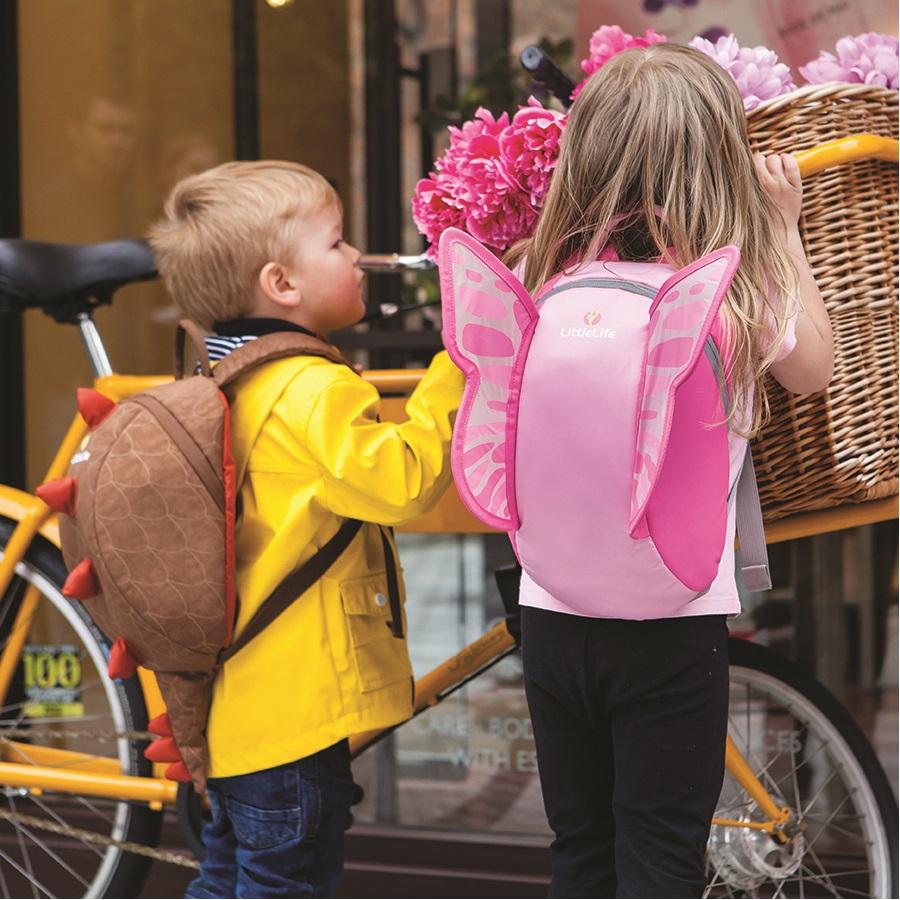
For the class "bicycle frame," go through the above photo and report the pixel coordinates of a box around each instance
[0,134,896,838]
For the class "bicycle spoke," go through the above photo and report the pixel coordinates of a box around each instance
[798,861,849,898]
[27,792,106,859]
[73,793,118,829]
[726,711,793,804]
[710,653,893,900]
[0,844,53,899]
[802,783,850,844]
[0,711,110,726]
[806,847,872,881]
[3,815,90,889]
[0,845,10,898]
[0,539,162,898]
[7,796,39,900]
[805,815,869,843]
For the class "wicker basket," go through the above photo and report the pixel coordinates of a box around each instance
[746,83,898,522]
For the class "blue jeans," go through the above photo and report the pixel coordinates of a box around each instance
[185,740,355,899]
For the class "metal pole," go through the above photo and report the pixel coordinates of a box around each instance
[232,0,260,160]
[363,0,402,331]
[77,314,114,379]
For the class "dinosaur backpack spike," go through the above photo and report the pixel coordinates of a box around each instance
[164,761,192,783]
[107,636,141,680]
[35,477,77,517]
[62,559,101,600]
[75,388,117,429]
[147,712,174,737]
[144,736,183,764]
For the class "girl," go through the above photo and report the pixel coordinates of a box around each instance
[508,43,833,898]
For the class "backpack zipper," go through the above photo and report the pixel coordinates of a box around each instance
[538,278,658,303]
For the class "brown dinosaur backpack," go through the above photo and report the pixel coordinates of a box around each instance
[36,322,363,793]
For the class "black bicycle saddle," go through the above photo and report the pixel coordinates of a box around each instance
[0,239,157,322]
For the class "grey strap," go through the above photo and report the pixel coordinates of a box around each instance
[735,448,772,592]
[703,336,771,593]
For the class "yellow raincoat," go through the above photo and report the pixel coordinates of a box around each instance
[206,350,463,778]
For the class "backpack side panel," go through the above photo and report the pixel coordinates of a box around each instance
[643,349,729,590]
[219,391,237,648]
[90,379,228,668]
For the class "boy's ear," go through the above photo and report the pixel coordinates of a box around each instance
[258,261,302,310]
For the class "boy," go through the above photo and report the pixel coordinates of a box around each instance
[149,161,463,898]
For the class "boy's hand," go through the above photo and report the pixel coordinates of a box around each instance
[754,152,803,231]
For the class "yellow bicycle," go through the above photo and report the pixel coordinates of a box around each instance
[0,135,896,898]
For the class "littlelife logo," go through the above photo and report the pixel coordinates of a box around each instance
[561,311,617,339]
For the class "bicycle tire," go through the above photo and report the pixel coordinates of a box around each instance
[0,516,163,899]
[706,637,898,898]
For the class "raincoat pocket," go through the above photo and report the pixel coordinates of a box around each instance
[340,571,412,693]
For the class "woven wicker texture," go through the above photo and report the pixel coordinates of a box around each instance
[746,84,898,521]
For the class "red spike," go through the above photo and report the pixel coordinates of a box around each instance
[62,559,100,600]
[35,477,78,517]
[107,636,141,680]
[76,388,116,429]
[164,761,192,783]
[147,712,173,737]
[144,736,183,764]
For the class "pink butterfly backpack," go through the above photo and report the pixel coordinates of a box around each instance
[439,227,771,619]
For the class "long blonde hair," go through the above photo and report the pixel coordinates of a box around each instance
[508,43,797,436]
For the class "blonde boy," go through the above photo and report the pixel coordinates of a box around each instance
[150,161,463,899]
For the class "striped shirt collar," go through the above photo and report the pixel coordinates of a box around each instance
[205,317,320,363]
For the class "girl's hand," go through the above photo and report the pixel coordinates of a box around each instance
[754,152,803,230]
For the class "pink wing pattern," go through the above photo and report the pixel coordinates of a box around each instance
[438,228,539,531]
[629,247,740,534]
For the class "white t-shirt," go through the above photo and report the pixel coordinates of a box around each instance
[519,301,799,619]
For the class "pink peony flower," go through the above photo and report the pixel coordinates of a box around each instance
[499,97,567,207]
[467,191,539,251]
[437,107,510,178]
[573,25,667,98]
[690,33,796,111]
[410,176,466,260]
[799,32,899,90]
[411,101,564,254]
[412,108,515,257]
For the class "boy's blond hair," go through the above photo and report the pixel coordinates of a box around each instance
[149,160,339,330]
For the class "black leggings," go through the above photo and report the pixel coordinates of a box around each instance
[521,606,729,899]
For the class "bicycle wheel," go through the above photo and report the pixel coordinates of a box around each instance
[706,637,898,898]
[0,516,162,898]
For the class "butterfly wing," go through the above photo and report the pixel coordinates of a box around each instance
[630,248,740,566]
[438,228,539,530]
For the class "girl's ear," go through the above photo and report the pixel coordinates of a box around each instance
[258,261,302,310]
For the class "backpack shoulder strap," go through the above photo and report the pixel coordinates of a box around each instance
[210,332,352,388]
[219,518,364,664]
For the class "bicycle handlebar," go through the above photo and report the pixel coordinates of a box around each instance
[519,45,576,108]
[359,252,435,272]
